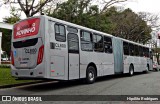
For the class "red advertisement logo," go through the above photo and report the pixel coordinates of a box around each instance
[14,18,40,39]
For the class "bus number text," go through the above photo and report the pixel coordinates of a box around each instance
[24,48,37,54]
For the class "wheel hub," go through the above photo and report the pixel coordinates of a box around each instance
[89,71,94,81]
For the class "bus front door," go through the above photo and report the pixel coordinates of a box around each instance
[68,33,80,80]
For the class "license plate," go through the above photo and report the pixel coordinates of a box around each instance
[20,63,27,67]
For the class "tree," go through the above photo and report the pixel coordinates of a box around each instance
[50,0,97,26]
[1,8,20,57]
[105,8,152,44]
[138,12,160,63]
[0,28,12,58]
[3,7,21,23]
[138,12,160,31]
[2,0,61,17]
[100,0,128,13]
[50,0,151,44]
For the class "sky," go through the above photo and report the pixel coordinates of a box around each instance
[0,0,160,22]
[124,0,160,14]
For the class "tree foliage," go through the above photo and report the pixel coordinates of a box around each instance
[3,7,21,23]
[1,8,20,57]
[0,28,12,58]
[107,8,152,44]
[0,0,154,57]
[100,0,128,13]
[50,0,152,44]
[138,12,160,31]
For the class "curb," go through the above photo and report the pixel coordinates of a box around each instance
[0,81,47,89]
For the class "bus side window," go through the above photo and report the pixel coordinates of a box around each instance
[134,45,139,56]
[144,48,149,57]
[93,34,103,52]
[67,26,78,33]
[147,48,149,57]
[68,33,79,53]
[139,46,143,57]
[80,30,93,51]
[55,23,66,42]
[123,42,129,55]
[104,36,112,53]
[129,43,134,56]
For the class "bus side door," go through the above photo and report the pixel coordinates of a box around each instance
[68,33,80,80]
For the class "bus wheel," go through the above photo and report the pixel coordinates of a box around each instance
[129,65,134,76]
[86,66,96,84]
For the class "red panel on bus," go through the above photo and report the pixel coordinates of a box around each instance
[13,18,40,39]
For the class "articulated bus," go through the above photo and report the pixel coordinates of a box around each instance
[11,15,153,84]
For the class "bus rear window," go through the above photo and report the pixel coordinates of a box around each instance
[13,38,38,48]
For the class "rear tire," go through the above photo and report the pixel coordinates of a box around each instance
[86,66,96,84]
[129,65,134,76]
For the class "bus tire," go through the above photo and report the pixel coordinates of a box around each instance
[86,66,96,84]
[129,65,134,76]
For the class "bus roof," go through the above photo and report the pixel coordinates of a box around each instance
[20,15,150,48]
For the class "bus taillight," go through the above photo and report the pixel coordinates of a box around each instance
[37,45,44,65]
[11,51,14,65]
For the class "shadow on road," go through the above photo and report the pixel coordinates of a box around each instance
[96,71,152,83]
[18,80,84,92]
[18,71,153,92]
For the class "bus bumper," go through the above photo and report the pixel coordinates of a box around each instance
[11,64,45,78]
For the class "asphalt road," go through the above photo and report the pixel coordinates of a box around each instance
[0,71,160,104]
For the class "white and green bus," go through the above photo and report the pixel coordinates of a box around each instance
[11,15,153,83]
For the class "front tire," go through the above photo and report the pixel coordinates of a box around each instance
[86,66,96,84]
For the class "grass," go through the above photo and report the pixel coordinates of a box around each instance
[0,68,39,86]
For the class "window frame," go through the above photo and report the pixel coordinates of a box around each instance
[93,33,104,52]
[129,43,135,56]
[134,45,139,56]
[144,47,149,57]
[80,30,93,51]
[123,41,129,55]
[139,46,143,57]
[104,36,113,54]
[68,33,79,53]
[54,23,66,42]
[67,26,78,33]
